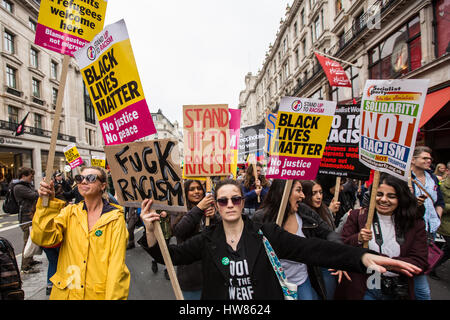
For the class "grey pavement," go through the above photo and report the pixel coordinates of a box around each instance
[19,227,176,300]
[2,200,449,300]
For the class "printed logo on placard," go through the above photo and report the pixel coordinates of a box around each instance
[291,100,302,112]
[87,46,96,61]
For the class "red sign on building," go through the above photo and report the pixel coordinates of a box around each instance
[315,52,352,88]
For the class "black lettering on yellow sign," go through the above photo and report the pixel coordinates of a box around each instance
[50,0,103,36]
[272,112,323,156]
[83,48,142,117]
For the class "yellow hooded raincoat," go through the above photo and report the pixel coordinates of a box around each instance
[31,197,130,300]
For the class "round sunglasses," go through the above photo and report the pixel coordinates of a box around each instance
[74,174,100,184]
[216,196,243,207]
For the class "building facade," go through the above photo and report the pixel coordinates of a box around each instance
[239,0,450,162]
[0,0,104,183]
[149,109,184,159]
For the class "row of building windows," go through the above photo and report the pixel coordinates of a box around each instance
[255,0,449,111]
[4,29,59,77]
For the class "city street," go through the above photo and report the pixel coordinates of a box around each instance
[1,209,449,300]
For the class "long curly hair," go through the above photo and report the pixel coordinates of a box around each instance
[301,180,335,229]
[372,173,420,236]
[243,162,269,189]
[258,179,299,225]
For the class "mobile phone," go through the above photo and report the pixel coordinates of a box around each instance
[419,194,427,200]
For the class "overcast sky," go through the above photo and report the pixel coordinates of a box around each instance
[104,0,293,126]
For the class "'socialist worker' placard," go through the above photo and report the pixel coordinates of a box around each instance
[183,104,232,177]
[35,0,108,56]
[266,97,336,180]
[63,143,83,169]
[359,79,429,180]
[74,19,156,145]
[104,139,186,212]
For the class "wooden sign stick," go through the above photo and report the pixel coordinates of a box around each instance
[333,177,341,202]
[205,177,212,226]
[363,171,380,249]
[251,156,261,203]
[153,221,184,300]
[276,179,293,226]
[42,55,71,207]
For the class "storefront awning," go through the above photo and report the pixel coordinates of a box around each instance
[419,86,450,128]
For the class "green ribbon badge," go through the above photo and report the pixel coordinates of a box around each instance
[221,257,230,266]
[95,230,103,237]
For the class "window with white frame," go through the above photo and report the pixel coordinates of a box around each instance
[30,47,39,68]
[6,65,16,88]
[32,78,41,98]
[4,30,15,54]
[8,105,19,124]
[2,0,13,13]
[29,18,37,31]
[34,113,42,129]
[52,88,58,105]
[51,61,58,79]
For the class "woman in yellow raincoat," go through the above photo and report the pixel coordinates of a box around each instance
[32,167,130,300]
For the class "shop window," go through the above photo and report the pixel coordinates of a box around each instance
[434,0,450,58]
[41,151,66,176]
[369,16,422,79]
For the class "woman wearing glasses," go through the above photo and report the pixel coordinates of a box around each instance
[139,179,422,300]
[31,167,130,300]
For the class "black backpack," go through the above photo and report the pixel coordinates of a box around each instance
[0,237,24,300]
[2,182,21,214]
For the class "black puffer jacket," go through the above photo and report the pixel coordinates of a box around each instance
[139,215,369,300]
[253,203,342,300]
[170,206,220,291]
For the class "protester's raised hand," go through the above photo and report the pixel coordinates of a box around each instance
[358,228,373,243]
[329,199,340,214]
[38,180,55,199]
[361,253,422,277]
[197,194,215,211]
[140,199,161,232]
[204,206,215,218]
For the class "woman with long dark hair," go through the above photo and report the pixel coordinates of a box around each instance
[169,179,216,299]
[335,173,428,300]
[301,179,353,299]
[139,179,422,300]
[254,179,346,300]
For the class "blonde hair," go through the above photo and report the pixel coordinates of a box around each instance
[80,166,108,199]
[434,163,446,177]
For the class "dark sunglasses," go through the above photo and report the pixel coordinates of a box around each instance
[216,196,243,207]
[74,174,99,184]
